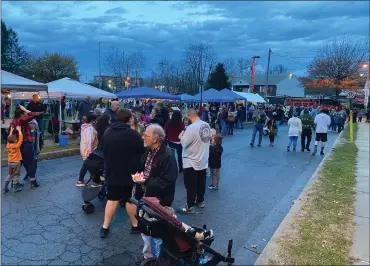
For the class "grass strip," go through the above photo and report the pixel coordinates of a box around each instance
[270,124,359,265]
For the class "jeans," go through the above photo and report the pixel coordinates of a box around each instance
[237,119,243,129]
[269,135,275,144]
[183,167,207,208]
[301,131,312,150]
[331,123,337,132]
[36,118,44,137]
[288,136,298,149]
[251,124,263,145]
[337,123,344,133]
[221,120,227,136]
[227,122,234,135]
[167,141,183,172]
[21,142,36,178]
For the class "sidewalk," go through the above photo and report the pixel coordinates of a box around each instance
[351,123,370,265]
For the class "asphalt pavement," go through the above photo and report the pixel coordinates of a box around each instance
[1,124,337,265]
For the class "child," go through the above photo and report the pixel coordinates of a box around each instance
[358,110,363,123]
[76,115,98,187]
[267,119,277,146]
[4,126,23,193]
[208,134,223,190]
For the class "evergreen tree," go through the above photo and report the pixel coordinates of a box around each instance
[1,20,28,74]
[207,63,231,91]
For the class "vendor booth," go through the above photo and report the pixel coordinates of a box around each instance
[193,88,235,103]
[233,91,266,103]
[179,93,200,102]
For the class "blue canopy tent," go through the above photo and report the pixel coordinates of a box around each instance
[180,93,200,102]
[220,88,246,101]
[115,86,180,100]
[193,88,235,102]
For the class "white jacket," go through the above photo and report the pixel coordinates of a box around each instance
[80,123,97,160]
[288,117,302,136]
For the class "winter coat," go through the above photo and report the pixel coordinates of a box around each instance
[209,144,223,169]
[287,117,302,136]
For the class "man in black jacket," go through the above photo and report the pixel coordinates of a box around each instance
[26,94,47,146]
[133,124,178,207]
[100,108,146,238]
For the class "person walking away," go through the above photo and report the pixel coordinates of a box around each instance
[208,134,223,190]
[75,96,93,125]
[236,106,244,129]
[4,126,23,193]
[266,119,277,147]
[287,112,302,152]
[312,107,331,156]
[177,109,211,214]
[26,94,47,149]
[219,107,228,136]
[150,108,164,127]
[76,115,98,186]
[10,107,43,188]
[300,108,314,152]
[250,105,267,147]
[100,108,146,238]
[358,110,363,122]
[227,107,235,135]
[335,110,345,133]
[164,110,185,173]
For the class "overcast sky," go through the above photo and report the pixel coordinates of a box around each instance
[2,1,369,81]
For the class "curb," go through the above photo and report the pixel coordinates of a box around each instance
[1,148,80,167]
[255,127,347,265]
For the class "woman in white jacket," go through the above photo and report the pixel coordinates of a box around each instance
[287,112,302,152]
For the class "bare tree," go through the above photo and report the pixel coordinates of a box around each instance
[307,36,368,97]
[270,64,288,74]
[184,44,216,94]
[236,57,251,76]
[223,57,237,77]
[129,50,146,87]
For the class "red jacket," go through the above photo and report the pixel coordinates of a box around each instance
[9,113,37,143]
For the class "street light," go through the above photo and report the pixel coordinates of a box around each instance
[362,64,368,68]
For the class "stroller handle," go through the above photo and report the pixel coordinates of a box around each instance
[129,197,164,221]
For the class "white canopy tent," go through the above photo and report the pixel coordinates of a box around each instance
[1,70,48,93]
[234,91,266,103]
[11,77,116,100]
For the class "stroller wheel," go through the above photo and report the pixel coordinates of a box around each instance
[139,258,158,266]
[82,202,95,214]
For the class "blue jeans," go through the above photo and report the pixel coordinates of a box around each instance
[167,141,183,172]
[288,136,298,149]
[251,124,263,145]
[221,120,227,135]
[237,119,243,129]
[36,118,44,137]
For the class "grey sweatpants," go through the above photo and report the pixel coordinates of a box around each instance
[210,168,221,187]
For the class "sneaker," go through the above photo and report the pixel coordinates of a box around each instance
[320,151,324,155]
[257,144,261,147]
[312,150,317,156]
[250,143,254,147]
[293,148,296,152]
[196,202,206,208]
[100,227,109,238]
[176,205,195,214]
[287,147,290,152]
[306,148,311,152]
[91,182,103,188]
[30,180,39,189]
[23,175,29,181]
[301,149,305,152]
[76,181,85,187]
[12,183,23,193]
[3,188,9,193]
[208,185,217,190]
[130,226,141,234]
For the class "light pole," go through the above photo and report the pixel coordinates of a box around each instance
[250,56,260,93]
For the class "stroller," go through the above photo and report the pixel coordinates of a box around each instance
[130,197,235,266]
[81,150,107,214]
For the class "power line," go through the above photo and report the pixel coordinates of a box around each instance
[271,52,304,66]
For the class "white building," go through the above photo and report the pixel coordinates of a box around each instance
[231,73,304,98]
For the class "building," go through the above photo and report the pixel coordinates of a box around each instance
[231,73,305,98]
[93,75,144,91]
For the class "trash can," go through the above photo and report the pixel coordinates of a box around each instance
[59,135,68,147]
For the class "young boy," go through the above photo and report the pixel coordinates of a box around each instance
[4,126,23,193]
[208,134,223,190]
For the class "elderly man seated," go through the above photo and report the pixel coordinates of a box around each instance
[132,124,178,207]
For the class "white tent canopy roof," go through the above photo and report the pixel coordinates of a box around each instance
[1,70,48,92]
[234,91,266,103]
[11,77,116,100]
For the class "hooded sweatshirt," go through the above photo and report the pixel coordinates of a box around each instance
[288,117,302,136]
[300,112,314,133]
[80,123,97,160]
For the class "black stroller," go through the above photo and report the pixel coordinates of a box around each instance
[81,150,107,214]
[130,197,235,266]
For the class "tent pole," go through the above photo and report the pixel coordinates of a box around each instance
[59,97,62,136]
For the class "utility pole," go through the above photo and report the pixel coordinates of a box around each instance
[250,56,260,93]
[98,41,102,89]
[264,48,272,101]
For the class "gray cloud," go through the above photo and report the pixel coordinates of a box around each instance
[105,7,127,14]
[2,1,369,79]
